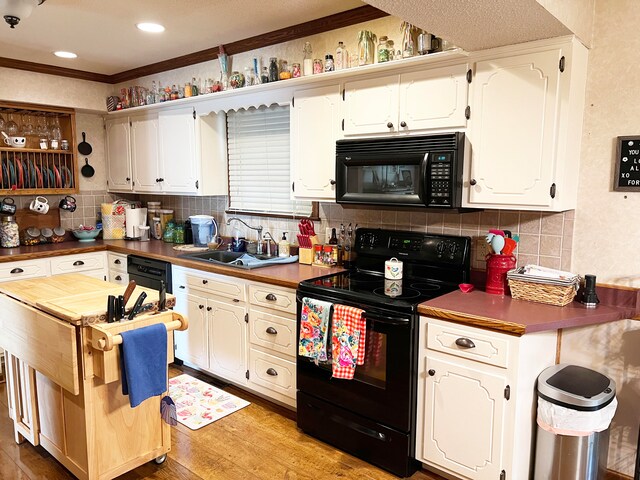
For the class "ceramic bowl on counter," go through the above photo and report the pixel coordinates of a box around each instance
[72,228,102,242]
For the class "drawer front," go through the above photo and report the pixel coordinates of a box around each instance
[50,253,106,275]
[0,259,49,282]
[249,284,296,315]
[426,318,511,369]
[109,271,129,285]
[107,253,127,272]
[249,348,296,399]
[249,307,296,357]
[187,272,245,301]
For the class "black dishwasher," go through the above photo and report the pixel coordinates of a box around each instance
[127,255,172,293]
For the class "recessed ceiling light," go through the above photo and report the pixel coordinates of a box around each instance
[54,51,77,59]
[136,23,165,33]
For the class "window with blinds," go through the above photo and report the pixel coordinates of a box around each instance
[226,105,313,217]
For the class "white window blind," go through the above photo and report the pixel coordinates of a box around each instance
[227,105,312,216]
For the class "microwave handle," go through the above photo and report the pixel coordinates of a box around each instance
[419,152,429,203]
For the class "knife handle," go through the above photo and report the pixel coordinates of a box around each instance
[107,295,115,323]
[118,295,125,320]
[159,280,166,311]
[128,291,148,320]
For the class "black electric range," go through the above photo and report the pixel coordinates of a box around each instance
[296,228,471,478]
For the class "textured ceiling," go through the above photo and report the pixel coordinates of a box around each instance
[364,0,572,51]
[0,0,364,75]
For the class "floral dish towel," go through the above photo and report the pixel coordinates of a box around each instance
[298,297,332,363]
[331,304,366,379]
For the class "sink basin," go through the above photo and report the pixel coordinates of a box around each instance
[180,250,296,269]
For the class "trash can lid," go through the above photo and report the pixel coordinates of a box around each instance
[537,364,616,411]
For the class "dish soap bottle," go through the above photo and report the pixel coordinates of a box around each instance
[279,232,290,257]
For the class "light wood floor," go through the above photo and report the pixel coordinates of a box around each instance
[0,365,445,480]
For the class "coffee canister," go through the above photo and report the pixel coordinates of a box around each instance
[385,257,403,280]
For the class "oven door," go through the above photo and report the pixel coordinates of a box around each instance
[296,294,416,432]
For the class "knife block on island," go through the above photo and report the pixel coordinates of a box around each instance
[298,236,319,265]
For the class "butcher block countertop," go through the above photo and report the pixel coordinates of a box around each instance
[418,288,639,336]
[0,240,345,289]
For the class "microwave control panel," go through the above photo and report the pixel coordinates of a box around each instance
[427,152,453,206]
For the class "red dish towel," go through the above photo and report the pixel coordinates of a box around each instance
[331,304,366,379]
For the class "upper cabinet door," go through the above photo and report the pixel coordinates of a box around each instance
[105,117,132,191]
[399,64,469,132]
[467,49,562,208]
[343,74,399,136]
[130,115,160,192]
[158,108,199,194]
[291,84,341,201]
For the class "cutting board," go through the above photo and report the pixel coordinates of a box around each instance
[15,207,62,230]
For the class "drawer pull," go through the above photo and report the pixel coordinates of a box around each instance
[73,260,85,266]
[266,368,278,377]
[10,268,24,274]
[428,369,436,376]
[179,285,186,289]
[265,293,277,301]
[114,259,121,264]
[455,337,476,349]
[233,298,240,303]
[115,275,122,281]
[266,327,278,335]
[202,279,208,285]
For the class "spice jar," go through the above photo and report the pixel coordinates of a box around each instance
[0,215,19,248]
[279,61,292,80]
[313,59,323,74]
[268,57,279,82]
[291,63,301,78]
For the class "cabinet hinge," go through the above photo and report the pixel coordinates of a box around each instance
[504,385,511,400]
[292,181,295,192]
[465,106,471,120]
[292,97,294,107]
[132,181,135,187]
[550,183,557,199]
[129,121,132,127]
[193,109,196,120]
[244,313,249,323]
[466,68,472,83]
[195,180,199,190]
[245,370,250,380]
[559,56,565,73]
[341,119,345,131]
[342,89,345,100]
[500,470,506,480]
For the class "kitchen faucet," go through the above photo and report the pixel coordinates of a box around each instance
[262,231,277,257]
[226,218,264,254]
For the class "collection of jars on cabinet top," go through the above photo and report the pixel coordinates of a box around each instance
[113,23,453,110]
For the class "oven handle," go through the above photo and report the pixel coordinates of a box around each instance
[362,313,410,326]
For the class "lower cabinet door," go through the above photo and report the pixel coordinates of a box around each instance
[207,297,247,384]
[173,292,208,369]
[423,355,507,480]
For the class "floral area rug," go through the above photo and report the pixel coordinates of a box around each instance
[168,374,250,430]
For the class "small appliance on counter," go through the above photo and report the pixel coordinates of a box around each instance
[189,215,218,247]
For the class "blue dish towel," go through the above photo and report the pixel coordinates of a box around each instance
[120,323,167,408]
[228,254,299,267]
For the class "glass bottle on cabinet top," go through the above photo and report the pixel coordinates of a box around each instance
[303,41,313,76]
[335,41,348,70]
[377,36,390,63]
[268,57,279,82]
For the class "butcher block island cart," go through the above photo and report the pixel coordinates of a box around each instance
[0,273,188,480]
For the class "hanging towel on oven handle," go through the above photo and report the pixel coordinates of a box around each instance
[298,297,332,363]
[332,304,366,380]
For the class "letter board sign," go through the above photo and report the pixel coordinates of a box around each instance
[615,136,640,191]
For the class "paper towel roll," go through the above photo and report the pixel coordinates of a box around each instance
[125,208,145,238]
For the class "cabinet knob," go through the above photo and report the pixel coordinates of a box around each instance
[115,275,122,281]
[265,293,277,301]
[202,279,208,285]
[125,177,131,182]
[266,368,278,377]
[198,304,204,309]
[329,179,336,186]
[470,179,477,186]
[206,306,212,312]
[400,121,407,128]
[386,122,394,129]
[10,268,24,274]
[428,369,436,376]
[158,178,164,182]
[266,326,278,335]
[73,260,85,266]
[455,337,476,349]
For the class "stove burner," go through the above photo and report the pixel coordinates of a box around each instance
[411,282,442,292]
[373,286,421,299]
[346,272,384,284]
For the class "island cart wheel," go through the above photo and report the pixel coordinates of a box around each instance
[153,454,167,465]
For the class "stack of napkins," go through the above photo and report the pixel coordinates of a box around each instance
[507,265,580,286]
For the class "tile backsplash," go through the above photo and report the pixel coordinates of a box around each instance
[114,193,574,272]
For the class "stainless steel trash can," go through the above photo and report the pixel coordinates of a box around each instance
[533,364,616,480]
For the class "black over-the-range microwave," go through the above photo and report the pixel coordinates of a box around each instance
[335,132,466,209]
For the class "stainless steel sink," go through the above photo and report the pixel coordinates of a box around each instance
[180,250,279,269]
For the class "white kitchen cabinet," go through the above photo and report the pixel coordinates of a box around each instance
[290,84,341,201]
[343,63,469,136]
[207,297,247,384]
[105,108,227,196]
[105,117,132,192]
[465,38,588,210]
[417,317,558,480]
[173,290,209,369]
[131,115,161,192]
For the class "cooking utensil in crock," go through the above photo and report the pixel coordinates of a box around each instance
[78,132,92,155]
[81,158,95,178]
